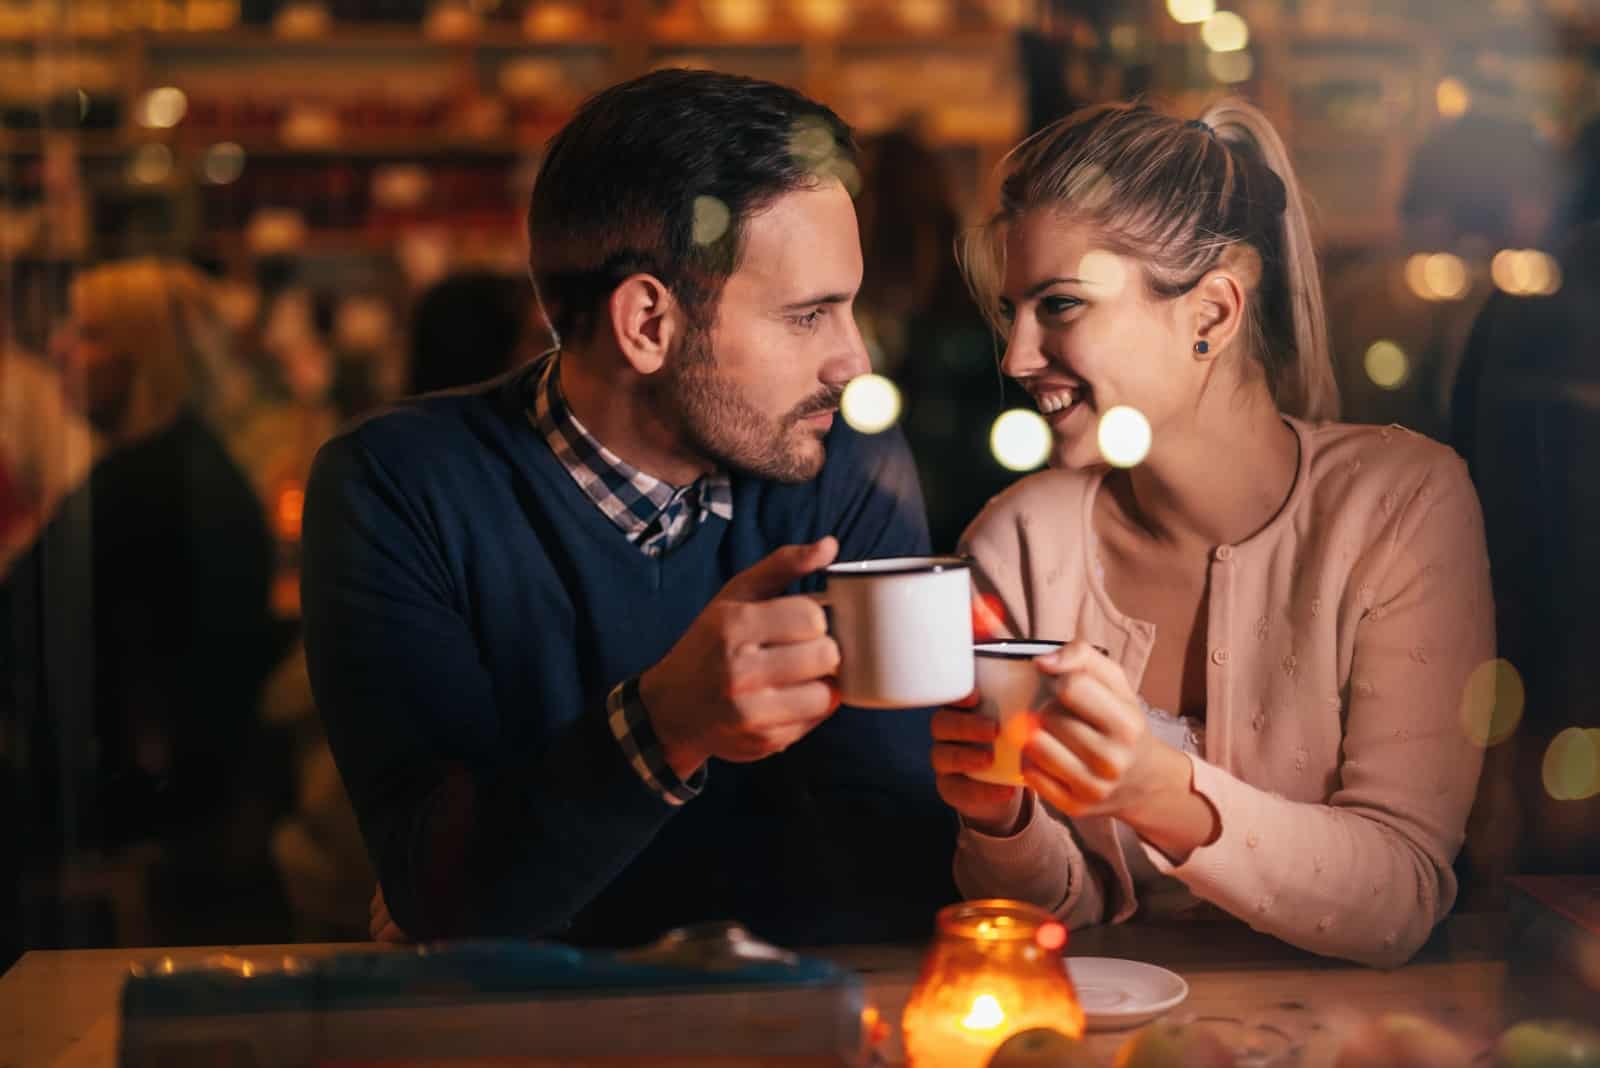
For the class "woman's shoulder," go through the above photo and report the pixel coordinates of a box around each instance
[1296,418,1477,524]
[960,465,1097,550]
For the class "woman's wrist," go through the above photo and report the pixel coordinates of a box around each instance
[1121,746,1220,865]
[963,790,1031,838]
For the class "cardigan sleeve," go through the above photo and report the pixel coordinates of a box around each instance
[1141,457,1494,967]
[949,494,1112,930]
[301,430,678,940]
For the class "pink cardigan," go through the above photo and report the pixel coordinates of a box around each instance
[952,417,1494,967]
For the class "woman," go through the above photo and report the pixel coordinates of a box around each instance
[932,101,1493,968]
[10,259,285,943]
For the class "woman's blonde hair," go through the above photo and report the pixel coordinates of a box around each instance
[70,259,235,440]
[959,99,1338,422]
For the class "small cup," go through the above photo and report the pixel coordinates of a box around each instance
[814,556,974,710]
[968,640,1064,786]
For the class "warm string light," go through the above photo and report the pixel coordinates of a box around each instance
[990,410,1051,472]
[840,374,901,435]
[1363,340,1409,390]
[1491,250,1562,297]
[1405,253,1471,302]
[1097,406,1152,468]
[1459,659,1524,748]
[1200,10,1249,52]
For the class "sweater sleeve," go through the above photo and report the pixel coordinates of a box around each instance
[301,431,677,940]
[1140,459,1494,967]
[949,492,1112,930]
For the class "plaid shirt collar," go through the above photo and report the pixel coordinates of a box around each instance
[529,352,733,557]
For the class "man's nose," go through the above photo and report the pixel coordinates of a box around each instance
[824,312,873,386]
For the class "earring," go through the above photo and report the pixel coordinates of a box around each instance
[1194,340,1210,354]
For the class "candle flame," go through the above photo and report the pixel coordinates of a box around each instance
[961,993,1006,1031]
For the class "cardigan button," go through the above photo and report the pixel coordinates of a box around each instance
[1214,545,1233,562]
[1211,648,1229,665]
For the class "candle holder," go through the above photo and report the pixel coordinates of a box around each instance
[901,899,1085,1068]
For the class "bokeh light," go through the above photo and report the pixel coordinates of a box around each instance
[971,592,1007,641]
[1035,921,1067,951]
[1363,340,1410,390]
[128,143,174,185]
[1436,78,1472,120]
[1165,0,1215,24]
[137,86,187,129]
[1407,252,1470,302]
[991,409,1051,472]
[703,0,771,36]
[691,195,730,245]
[1097,405,1153,468]
[1201,11,1249,52]
[1491,249,1562,297]
[840,374,902,435]
[1207,50,1253,84]
[1077,250,1128,299]
[201,142,246,185]
[792,0,851,33]
[896,0,951,32]
[1459,658,1525,748]
[1542,727,1600,801]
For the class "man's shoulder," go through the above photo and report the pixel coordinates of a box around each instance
[314,369,534,488]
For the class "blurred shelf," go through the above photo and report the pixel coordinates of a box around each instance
[142,27,616,52]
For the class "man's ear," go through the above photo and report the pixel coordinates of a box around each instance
[607,273,680,376]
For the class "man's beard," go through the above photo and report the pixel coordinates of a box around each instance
[658,321,842,483]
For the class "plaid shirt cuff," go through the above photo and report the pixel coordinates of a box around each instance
[607,677,705,806]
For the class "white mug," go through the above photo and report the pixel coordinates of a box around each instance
[814,556,974,709]
[968,640,1064,786]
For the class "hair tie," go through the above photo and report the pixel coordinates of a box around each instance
[1185,118,1216,137]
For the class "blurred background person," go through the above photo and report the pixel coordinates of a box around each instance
[1326,76,1559,445]
[856,125,1032,552]
[407,269,537,395]
[1449,219,1600,899]
[6,259,288,948]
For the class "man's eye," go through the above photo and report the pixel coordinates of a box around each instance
[790,309,824,329]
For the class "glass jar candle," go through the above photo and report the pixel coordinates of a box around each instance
[901,899,1085,1068]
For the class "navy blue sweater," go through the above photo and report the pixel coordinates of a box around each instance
[302,367,958,947]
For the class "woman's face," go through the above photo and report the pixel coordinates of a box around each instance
[54,307,133,434]
[996,209,1201,469]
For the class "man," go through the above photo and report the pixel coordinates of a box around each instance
[302,69,958,947]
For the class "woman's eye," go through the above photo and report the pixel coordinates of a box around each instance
[998,303,1015,323]
[1042,296,1081,315]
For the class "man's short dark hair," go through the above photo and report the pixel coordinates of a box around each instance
[527,68,856,344]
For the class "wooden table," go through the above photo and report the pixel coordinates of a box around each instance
[0,914,1511,1067]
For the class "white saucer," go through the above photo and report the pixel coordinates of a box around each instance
[1066,956,1189,1031]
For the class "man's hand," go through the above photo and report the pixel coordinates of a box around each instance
[639,537,842,779]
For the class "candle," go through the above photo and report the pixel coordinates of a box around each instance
[902,900,1085,1068]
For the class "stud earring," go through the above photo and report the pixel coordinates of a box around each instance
[1194,340,1210,354]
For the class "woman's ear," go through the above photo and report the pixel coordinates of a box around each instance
[607,273,681,376]
[1189,263,1249,362]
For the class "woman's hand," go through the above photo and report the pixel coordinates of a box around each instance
[931,695,1025,836]
[1022,640,1175,820]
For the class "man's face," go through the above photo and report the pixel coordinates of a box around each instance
[661,179,869,483]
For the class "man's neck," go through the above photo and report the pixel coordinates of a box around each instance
[557,347,714,487]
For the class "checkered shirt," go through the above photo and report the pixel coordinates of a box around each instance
[530,353,729,804]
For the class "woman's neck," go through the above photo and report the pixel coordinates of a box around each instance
[1102,385,1300,552]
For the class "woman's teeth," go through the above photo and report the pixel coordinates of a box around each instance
[1037,388,1081,415]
